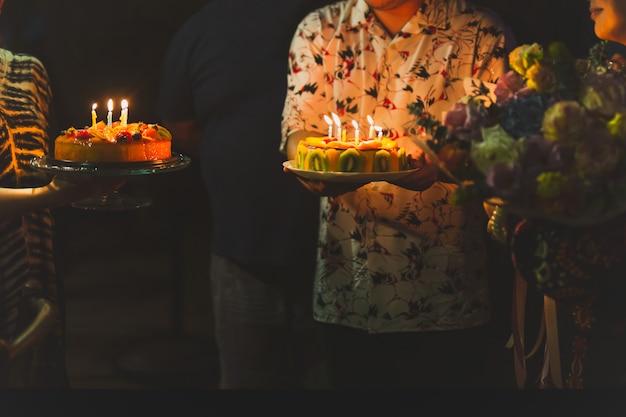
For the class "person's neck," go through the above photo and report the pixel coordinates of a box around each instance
[372,0,425,36]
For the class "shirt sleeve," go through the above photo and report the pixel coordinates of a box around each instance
[472,11,513,83]
[156,32,196,122]
[280,12,327,152]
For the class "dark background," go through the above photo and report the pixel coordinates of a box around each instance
[0,0,208,135]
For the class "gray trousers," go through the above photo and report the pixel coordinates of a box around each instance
[210,253,327,389]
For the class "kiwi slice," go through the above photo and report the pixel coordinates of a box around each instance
[373,150,392,172]
[398,148,407,170]
[305,148,329,171]
[337,148,365,172]
[296,142,309,168]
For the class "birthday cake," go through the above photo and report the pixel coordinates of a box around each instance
[54,121,172,163]
[295,136,407,173]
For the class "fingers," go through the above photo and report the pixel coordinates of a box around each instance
[49,175,129,203]
[389,162,438,191]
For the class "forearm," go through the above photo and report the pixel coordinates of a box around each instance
[0,185,53,222]
[0,176,127,222]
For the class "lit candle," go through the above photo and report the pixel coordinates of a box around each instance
[352,120,360,144]
[107,99,113,128]
[331,112,342,140]
[91,103,97,128]
[323,114,333,138]
[120,99,128,127]
[375,125,383,139]
[367,115,375,138]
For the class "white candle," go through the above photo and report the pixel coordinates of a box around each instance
[107,99,113,128]
[331,112,342,140]
[367,115,375,138]
[91,103,97,128]
[323,114,333,138]
[352,120,360,144]
[120,99,128,127]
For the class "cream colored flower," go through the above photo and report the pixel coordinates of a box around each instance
[470,125,520,174]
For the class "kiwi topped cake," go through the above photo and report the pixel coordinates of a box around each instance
[295,136,408,173]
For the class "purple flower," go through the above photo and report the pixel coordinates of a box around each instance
[485,163,523,200]
[519,135,565,174]
[443,98,489,141]
[494,71,525,103]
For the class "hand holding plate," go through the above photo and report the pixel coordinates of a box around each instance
[49,175,128,204]
[387,153,438,191]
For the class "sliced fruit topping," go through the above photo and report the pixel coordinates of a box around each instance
[156,125,172,140]
[305,148,330,171]
[338,148,364,172]
[75,129,91,140]
[115,130,132,143]
[142,126,160,140]
[374,150,392,172]
[296,142,309,169]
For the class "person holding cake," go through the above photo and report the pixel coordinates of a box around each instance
[0,0,125,387]
[281,0,516,388]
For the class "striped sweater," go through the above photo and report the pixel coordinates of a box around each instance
[0,48,67,387]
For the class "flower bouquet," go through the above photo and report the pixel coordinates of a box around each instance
[410,41,626,226]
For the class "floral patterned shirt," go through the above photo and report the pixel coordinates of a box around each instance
[281,0,510,333]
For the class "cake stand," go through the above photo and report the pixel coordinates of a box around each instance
[30,154,191,211]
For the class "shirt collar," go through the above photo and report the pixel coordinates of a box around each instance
[351,0,454,32]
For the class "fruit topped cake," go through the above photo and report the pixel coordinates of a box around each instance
[54,121,172,163]
[295,136,408,173]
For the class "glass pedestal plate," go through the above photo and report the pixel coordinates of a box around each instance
[30,153,191,211]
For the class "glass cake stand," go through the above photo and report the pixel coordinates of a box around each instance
[30,153,191,211]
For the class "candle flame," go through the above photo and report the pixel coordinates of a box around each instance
[323,114,333,125]
[121,99,128,109]
[107,99,113,112]
[351,120,359,130]
[331,112,341,127]
[367,115,374,125]
[92,103,97,110]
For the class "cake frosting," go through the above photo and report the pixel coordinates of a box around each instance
[54,121,172,162]
[295,136,407,172]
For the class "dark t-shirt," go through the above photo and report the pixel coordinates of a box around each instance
[157,0,331,278]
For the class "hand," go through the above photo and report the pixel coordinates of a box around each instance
[388,153,439,191]
[47,175,128,204]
